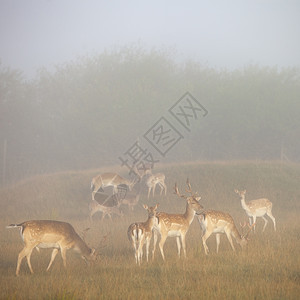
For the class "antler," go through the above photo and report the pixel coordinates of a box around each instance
[174,183,186,198]
[239,221,247,228]
[186,178,198,197]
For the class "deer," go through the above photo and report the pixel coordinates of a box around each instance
[152,180,203,261]
[127,204,159,265]
[91,172,137,200]
[143,169,167,199]
[89,200,124,221]
[6,220,96,276]
[120,192,140,211]
[235,189,276,232]
[197,210,254,255]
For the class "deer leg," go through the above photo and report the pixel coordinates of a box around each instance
[25,250,34,274]
[225,229,236,252]
[176,237,181,258]
[152,230,158,260]
[216,234,221,253]
[60,248,67,268]
[202,231,212,255]
[262,216,268,232]
[158,235,167,261]
[138,235,145,265]
[252,215,257,232]
[181,234,187,258]
[145,237,150,262]
[16,246,34,276]
[267,211,276,231]
[131,238,138,264]
[152,184,156,197]
[158,183,163,195]
[46,248,59,271]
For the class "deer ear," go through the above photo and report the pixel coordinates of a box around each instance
[196,196,201,201]
[143,204,148,209]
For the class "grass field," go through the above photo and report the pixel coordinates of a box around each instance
[0,162,299,299]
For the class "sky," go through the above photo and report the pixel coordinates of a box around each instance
[0,0,299,78]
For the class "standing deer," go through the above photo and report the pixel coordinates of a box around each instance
[6,220,96,276]
[127,204,159,265]
[143,169,167,199]
[197,210,253,254]
[152,180,203,260]
[91,173,137,200]
[235,189,276,232]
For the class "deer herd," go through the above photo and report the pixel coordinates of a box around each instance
[6,168,277,275]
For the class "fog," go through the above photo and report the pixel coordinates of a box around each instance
[0,1,300,184]
[1,0,299,77]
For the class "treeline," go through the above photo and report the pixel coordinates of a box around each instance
[0,46,299,183]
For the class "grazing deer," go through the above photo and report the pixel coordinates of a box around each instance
[197,210,253,255]
[89,200,124,221]
[152,180,203,260]
[127,204,159,265]
[120,192,140,211]
[235,189,276,232]
[91,173,137,200]
[6,220,96,276]
[145,172,167,199]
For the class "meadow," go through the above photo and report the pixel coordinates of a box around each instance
[0,161,299,299]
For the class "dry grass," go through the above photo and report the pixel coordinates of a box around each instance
[0,162,299,299]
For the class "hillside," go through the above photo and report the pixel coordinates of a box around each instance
[1,161,299,223]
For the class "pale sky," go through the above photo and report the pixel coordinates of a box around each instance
[0,0,299,78]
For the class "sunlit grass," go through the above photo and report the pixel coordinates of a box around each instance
[0,161,299,299]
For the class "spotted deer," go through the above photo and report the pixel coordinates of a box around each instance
[152,180,203,260]
[197,210,254,254]
[127,204,159,265]
[235,189,276,232]
[6,220,96,276]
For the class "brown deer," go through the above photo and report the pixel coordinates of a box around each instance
[127,204,159,265]
[152,180,203,260]
[197,210,254,254]
[91,172,137,200]
[6,220,96,276]
[235,189,276,232]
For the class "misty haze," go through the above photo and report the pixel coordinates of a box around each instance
[0,1,299,299]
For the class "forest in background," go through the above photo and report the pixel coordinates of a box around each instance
[1,46,299,184]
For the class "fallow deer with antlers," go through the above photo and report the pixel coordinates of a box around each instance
[197,210,254,255]
[152,179,203,260]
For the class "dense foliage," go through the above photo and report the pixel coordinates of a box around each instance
[0,47,299,183]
